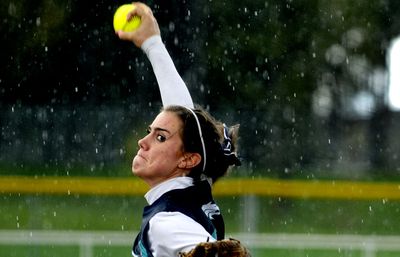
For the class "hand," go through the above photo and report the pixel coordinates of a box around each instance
[116,2,161,47]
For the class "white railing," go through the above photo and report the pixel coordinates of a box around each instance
[0,230,400,257]
[0,230,133,257]
[235,232,400,257]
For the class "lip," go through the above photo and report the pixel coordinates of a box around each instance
[135,153,147,161]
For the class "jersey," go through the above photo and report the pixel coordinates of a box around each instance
[132,180,224,257]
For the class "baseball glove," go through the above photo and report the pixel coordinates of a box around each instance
[179,238,251,257]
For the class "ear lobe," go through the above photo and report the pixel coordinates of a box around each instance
[178,153,202,169]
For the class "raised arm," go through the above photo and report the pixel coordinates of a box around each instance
[116,2,194,108]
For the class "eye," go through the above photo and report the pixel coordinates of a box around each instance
[146,128,151,134]
[156,134,167,142]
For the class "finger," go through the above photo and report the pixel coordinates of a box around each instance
[127,2,150,20]
[116,30,133,41]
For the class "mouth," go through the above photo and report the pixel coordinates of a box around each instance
[135,153,146,161]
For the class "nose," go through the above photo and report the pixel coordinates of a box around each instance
[138,134,149,150]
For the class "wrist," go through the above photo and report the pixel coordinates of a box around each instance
[141,35,163,54]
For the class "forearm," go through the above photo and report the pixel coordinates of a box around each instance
[141,35,194,108]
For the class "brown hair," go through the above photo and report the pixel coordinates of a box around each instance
[179,238,251,257]
[162,105,240,183]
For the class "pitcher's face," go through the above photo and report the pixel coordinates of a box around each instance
[132,111,185,187]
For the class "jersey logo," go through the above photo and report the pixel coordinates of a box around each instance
[202,202,220,220]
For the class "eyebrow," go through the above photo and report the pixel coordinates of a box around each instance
[148,126,171,134]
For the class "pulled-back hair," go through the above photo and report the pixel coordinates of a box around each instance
[163,105,240,183]
[179,238,251,257]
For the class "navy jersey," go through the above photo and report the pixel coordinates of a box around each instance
[132,180,224,257]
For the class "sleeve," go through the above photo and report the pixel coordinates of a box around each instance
[147,211,216,257]
[141,35,194,108]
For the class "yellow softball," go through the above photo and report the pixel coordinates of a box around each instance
[113,4,141,32]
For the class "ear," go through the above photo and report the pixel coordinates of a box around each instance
[178,153,202,169]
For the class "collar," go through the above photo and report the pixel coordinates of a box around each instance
[144,177,194,205]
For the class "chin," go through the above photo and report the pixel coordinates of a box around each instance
[131,164,140,175]
[132,158,139,174]
[131,164,144,177]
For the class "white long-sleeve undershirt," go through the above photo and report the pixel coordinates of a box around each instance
[141,35,194,108]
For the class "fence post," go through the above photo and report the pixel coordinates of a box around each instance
[364,242,376,257]
[241,195,259,233]
[79,238,93,257]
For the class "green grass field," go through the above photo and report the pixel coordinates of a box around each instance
[0,246,364,257]
[0,245,130,257]
[1,194,400,234]
[1,242,399,257]
[1,193,400,256]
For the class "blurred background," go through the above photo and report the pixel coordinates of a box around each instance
[1,0,400,256]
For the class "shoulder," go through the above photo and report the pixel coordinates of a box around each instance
[148,211,216,256]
